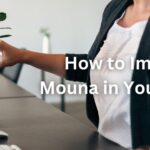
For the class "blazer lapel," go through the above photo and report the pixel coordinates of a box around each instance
[135,19,150,62]
[130,19,150,148]
[91,0,132,61]
[131,19,150,82]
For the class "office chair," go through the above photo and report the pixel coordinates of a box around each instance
[0,68,4,73]
[60,78,65,112]
[1,63,23,83]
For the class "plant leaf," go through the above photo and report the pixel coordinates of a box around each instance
[0,34,11,38]
[0,13,7,21]
[0,27,11,29]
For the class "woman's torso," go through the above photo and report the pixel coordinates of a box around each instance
[90,12,148,148]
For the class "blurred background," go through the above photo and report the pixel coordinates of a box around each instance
[0,0,109,127]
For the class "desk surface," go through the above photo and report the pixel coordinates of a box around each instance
[0,76,127,150]
[0,97,127,150]
[0,75,34,98]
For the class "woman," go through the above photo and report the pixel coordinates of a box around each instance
[0,0,150,149]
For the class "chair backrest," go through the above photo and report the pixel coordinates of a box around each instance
[2,63,23,83]
[0,68,4,73]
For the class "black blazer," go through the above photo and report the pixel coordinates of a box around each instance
[66,0,150,148]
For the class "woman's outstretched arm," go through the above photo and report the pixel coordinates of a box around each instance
[0,40,89,82]
[0,40,66,77]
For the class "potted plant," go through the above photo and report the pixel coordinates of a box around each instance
[0,12,11,38]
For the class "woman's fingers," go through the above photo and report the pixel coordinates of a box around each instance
[0,41,23,67]
[0,51,2,68]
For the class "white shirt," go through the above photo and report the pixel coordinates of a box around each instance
[90,16,148,148]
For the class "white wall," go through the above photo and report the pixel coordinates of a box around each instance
[0,0,110,103]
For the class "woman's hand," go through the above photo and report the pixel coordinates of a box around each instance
[0,40,23,68]
[0,40,65,77]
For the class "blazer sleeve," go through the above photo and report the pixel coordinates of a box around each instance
[65,53,89,83]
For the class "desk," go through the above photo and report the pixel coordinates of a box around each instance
[0,75,34,99]
[0,76,127,150]
[0,98,127,150]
